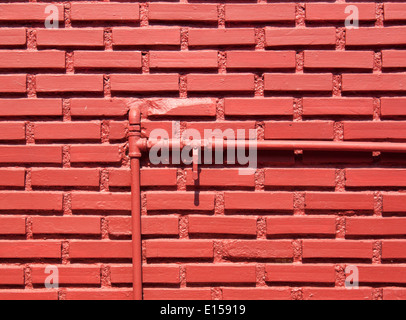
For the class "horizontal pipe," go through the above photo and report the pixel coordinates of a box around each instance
[136,139,406,153]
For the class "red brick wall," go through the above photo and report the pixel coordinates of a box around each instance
[0,1,406,300]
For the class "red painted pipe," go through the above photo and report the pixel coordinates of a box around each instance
[128,108,143,300]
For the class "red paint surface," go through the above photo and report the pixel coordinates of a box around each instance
[0,1,405,301]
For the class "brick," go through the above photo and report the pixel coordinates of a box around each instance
[381,98,406,117]
[185,169,255,187]
[0,99,62,117]
[0,122,25,140]
[267,217,336,236]
[222,288,291,300]
[0,192,62,211]
[37,29,104,47]
[306,192,375,211]
[384,194,406,213]
[108,216,179,236]
[223,240,292,259]
[304,51,374,69]
[0,290,58,300]
[343,74,406,92]
[65,289,132,300]
[0,169,25,187]
[226,4,295,22]
[0,3,64,21]
[109,121,126,141]
[225,192,294,211]
[265,27,336,47]
[186,265,256,284]
[355,265,406,283]
[32,216,100,235]
[303,240,373,259]
[71,3,139,21]
[383,50,406,68]
[0,51,65,69]
[189,28,256,47]
[0,217,25,235]
[224,98,293,116]
[0,241,61,258]
[70,145,121,163]
[265,121,334,140]
[227,51,296,69]
[303,98,374,116]
[303,288,372,300]
[110,265,180,284]
[146,240,213,259]
[187,74,255,92]
[71,192,130,211]
[69,241,131,259]
[70,98,129,117]
[185,121,256,136]
[36,74,103,93]
[384,288,406,300]
[110,168,177,187]
[189,216,257,236]
[0,146,62,164]
[146,192,215,211]
[346,169,406,187]
[74,51,142,69]
[266,264,335,283]
[144,289,212,300]
[306,3,376,21]
[145,98,217,118]
[347,218,406,236]
[384,3,406,21]
[31,265,100,284]
[34,122,101,141]
[0,267,24,285]
[346,27,406,46]
[31,168,99,187]
[0,75,26,93]
[111,74,179,92]
[265,73,333,92]
[150,51,218,69]
[344,121,406,140]
[149,3,218,21]
[113,28,180,46]
[382,241,406,259]
[265,168,335,187]
[0,28,26,46]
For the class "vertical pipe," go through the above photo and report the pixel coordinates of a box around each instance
[129,107,142,300]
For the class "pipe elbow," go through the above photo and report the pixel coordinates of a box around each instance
[129,107,141,125]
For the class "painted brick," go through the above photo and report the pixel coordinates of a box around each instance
[31,168,99,187]
[146,240,213,259]
[0,146,62,164]
[32,216,101,235]
[384,194,406,213]
[65,289,132,301]
[150,51,218,69]
[0,241,61,258]
[225,4,296,22]
[0,192,62,211]
[111,74,179,92]
[37,29,104,47]
[382,241,406,259]
[71,192,130,211]
[74,51,142,69]
[187,74,255,92]
[346,27,406,46]
[225,192,294,211]
[69,241,131,259]
[346,169,406,187]
[31,265,101,284]
[145,98,217,118]
[110,265,180,284]
[224,98,293,116]
[222,240,293,259]
[109,168,177,187]
[227,51,296,69]
[34,122,101,140]
[267,217,336,236]
[265,27,336,47]
[381,98,406,117]
[264,168,336,187]
[343,74,406,92]
[265,264,335,283]
[186,265,256,284]
[382,50,406,68]
[70,98,129,117]
[264,121,334,140]
[344,121,406,140]
[146,192,215,211]
[306,3,376,21]
[303,240,373,259]
[264,73,333,92]
[304,51,374,69]
[144,289,212,301]
[0,267,24,285]
[188,216,257,236]
[71,3,139,21]
[0,75,26,93]
[0,290,58,300]
[113,28,181,46]
[0,122,25,140]
[185,169,255,187]
[149,4,218,21]
[384,3,406,21]
[303,98,374,116]
[108,216,179,236]
[189,28,256,47]
[384,289,406,300]
[36,74,103,93]
[347,218,406,237]
[303,288,372,300]
[0,4,64,21]
[70,145,121,163]
[0,51,65,69]
[0,217,26,235]
[0,99,62,117]
[305,192,375,211]
[222,288,291,300]
[0,28,26,46]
